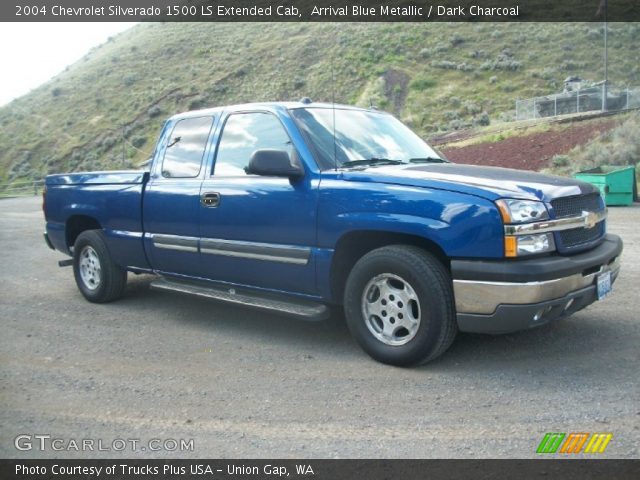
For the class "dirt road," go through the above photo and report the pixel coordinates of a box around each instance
[1,197,638,458]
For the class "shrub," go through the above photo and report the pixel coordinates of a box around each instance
[148,105,162,118]
[123,75,137,87]
[432,43,450,53]
[463,100,482,115]
[431,60,458,70]
[552,154,569,167]
[131,136,147,149]
[188,97,204,110]
[474,112,490,126]
[410,76,436,91]
[449,34,465,46]
[457,63,474,72]
[443,110,460,120]
[481,55,521,71]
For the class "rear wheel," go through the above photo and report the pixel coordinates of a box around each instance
[73,230,127,303]
[344,245,457,366]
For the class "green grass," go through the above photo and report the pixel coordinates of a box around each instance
[1,22,639,184]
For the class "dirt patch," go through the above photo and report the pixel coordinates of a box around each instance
[383,69,409,116]
[441,118,618,171]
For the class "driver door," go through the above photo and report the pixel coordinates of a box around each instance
[197,111,319,295]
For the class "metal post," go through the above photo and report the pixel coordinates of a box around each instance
[577,89,580,113]
[554,95,557,116]
[122,124,126,168]
[533,99,537,118]
[34,181,38,196]
[626,88,630,109]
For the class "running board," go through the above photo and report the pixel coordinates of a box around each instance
[150,278,329,321]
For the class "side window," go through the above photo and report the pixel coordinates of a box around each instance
[161,116,213,178]
[214,112,294,176]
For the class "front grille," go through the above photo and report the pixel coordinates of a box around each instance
[558,222,604,248]
[551,193,601,218]
[551,193,605,251]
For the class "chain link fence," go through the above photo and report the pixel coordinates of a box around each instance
[516,86,640,121]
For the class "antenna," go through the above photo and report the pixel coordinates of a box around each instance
[331,36,338,172]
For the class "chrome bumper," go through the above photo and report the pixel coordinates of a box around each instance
[452,234,623,334]
[454,256,621,315]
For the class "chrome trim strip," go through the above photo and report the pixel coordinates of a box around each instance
[155,244,199,253]
[151,233,199,253]
[200,238,310,265]
[504,209,607,236]
[453,256,620,315]
[147,233,311,264]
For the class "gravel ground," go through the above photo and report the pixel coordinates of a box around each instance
[1,196,638,459]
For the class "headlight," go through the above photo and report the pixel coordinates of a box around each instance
[504,233,555,257]
[496,199,549,223]
[496,199,554,257]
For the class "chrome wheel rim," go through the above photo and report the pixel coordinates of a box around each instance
[361,273,421,346]
[79,246,101,291]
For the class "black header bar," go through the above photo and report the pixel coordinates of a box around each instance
[2,459,640,480]
[3,0,640,22]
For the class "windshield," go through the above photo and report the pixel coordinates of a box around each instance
[290,107,444,170]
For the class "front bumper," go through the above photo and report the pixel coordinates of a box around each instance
[452,234,623,334]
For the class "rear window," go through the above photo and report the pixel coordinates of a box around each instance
[161,116,214,178]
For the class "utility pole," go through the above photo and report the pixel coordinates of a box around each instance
[602,0,608,111]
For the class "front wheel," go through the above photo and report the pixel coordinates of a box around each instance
[344,245,457,366]
[73,230,127,303]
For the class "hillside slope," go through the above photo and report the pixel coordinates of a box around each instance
[1,22,639,183]
[439,114,621,170]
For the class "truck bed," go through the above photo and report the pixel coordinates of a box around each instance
[44,170,149,270]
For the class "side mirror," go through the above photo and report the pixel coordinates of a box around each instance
[246,149,304,178]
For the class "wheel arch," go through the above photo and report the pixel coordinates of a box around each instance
[330,230,449,305]
[66,215,102,250]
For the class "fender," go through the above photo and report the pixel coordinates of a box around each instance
[317,177,504,258]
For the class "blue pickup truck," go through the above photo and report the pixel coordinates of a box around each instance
[43,101,622,366]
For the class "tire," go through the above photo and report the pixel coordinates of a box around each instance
[73,230,127,303]
[344,245,457,366]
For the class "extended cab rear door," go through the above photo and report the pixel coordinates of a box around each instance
[197,108,319,295]
[143,114,216,276]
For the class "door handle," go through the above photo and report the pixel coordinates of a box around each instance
[201,192,221,208]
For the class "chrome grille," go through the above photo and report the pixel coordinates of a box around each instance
[551,193,601,218]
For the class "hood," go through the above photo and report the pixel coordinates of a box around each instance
[339,163,599,202]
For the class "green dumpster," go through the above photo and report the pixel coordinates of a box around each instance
[574,165,636,206]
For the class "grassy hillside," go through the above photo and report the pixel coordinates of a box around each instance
[1,22,639,184]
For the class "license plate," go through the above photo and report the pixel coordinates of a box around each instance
[597,271,612,300]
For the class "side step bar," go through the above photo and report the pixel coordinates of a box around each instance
[150,278,329,321]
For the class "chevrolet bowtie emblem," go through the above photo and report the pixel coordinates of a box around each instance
[583,211,599,229]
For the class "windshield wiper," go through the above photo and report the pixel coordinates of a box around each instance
[409,157,447,164]
[341,158,405,168]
